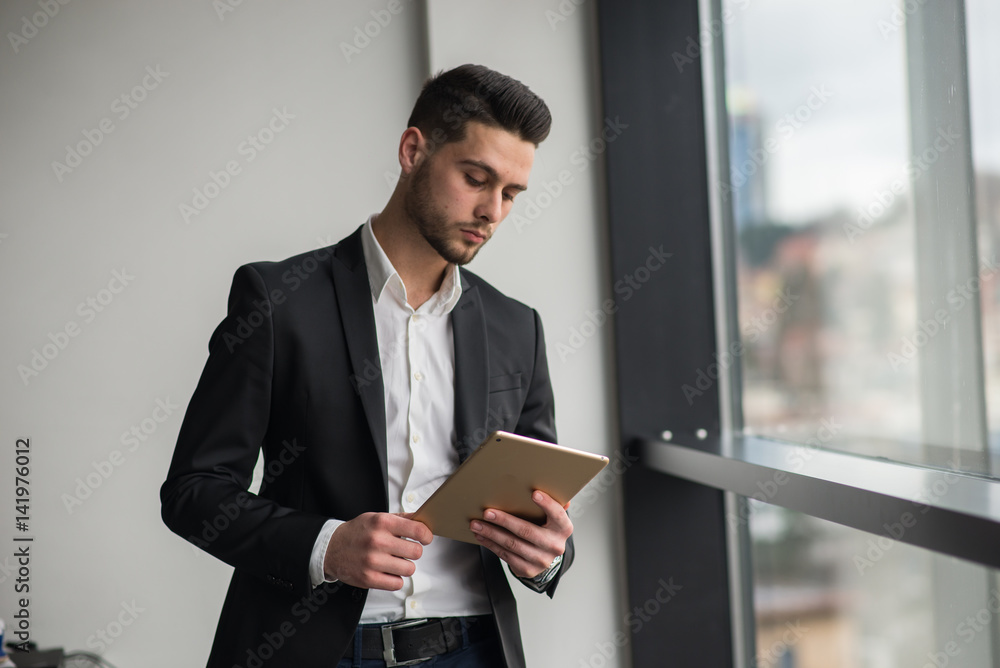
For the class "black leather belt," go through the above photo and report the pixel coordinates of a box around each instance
[343,615,494,666]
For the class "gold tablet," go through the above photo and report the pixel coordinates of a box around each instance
[412,430,609,544]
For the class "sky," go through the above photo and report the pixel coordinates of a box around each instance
[722,0,1000,224]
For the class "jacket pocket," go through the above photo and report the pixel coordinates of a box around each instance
[489,372,522,393]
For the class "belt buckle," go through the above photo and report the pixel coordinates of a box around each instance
[381,618,432,667]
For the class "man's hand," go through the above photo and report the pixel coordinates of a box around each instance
[324,512,433,590]
[469,490,573,579]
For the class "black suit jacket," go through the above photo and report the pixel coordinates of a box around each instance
[160,225,572,667]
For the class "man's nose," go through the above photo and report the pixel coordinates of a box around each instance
[476,189,503,224]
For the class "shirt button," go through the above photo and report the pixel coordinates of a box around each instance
[414,372,423,381]
[406,492,415,504]
[409,600,418,610]
[412,434,420,444]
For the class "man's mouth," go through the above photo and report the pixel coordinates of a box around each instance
[461,229,487,243]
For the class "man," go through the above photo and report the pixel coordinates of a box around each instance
[161,64,573,667]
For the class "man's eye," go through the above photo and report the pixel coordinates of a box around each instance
[466,174,484,187]
[503,192,515,202]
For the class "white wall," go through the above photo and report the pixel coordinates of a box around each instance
[0,1,627,666]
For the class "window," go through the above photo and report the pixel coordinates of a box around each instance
[721,1,1000,665]
[596,1,1000,666]
[725,0,1000,477]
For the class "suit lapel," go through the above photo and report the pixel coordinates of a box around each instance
[330,227,389,496]
[452,271,489,462]
[328,235,491,488]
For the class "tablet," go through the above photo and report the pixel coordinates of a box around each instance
[412,430,609,544]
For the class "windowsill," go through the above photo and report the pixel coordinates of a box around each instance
[637,433,1000,570]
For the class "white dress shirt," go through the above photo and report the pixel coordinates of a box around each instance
[307,214,491,622]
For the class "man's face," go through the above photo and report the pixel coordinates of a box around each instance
[404,121,535,266]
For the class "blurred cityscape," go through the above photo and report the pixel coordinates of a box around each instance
[722,1,1000,665]
[733,112,1000,668]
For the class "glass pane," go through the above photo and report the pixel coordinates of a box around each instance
[748,500,999,668]
[723,0,1000,477]
[968,0,1000,466]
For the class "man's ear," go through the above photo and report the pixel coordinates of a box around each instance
[398,126,430,178]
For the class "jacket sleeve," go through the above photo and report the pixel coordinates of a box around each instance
[159,264,327,596]
[513,309,574,598]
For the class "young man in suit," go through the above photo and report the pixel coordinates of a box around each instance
[161,64,572,667]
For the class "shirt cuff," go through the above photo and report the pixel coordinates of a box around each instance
[309,518,346,588]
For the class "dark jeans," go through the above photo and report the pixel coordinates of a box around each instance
[337,617,506,668]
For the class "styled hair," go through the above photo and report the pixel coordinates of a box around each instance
[406,64,552,149]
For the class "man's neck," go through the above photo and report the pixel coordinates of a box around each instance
[371,203,451,310]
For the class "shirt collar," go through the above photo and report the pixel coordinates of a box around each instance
[361,213,463,315]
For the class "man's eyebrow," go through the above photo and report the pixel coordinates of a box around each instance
[459,159,528,191]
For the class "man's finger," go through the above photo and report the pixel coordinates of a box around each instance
[366,571,406,591]
[385,514,434,545]
[477,508,541,545]
[386,535,424,562]
[380,553,419,578]
[474,531,549,579]
[471,513,554,565]
[531,490,574,534]
[531,489,564,517]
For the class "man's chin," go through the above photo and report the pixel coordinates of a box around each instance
[420,227,485,266]
[449,250,478,266]
[442,242,480,266]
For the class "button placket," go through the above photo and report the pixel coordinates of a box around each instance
[403,311,424,513]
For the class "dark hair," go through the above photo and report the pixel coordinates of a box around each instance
[406,64,551,149]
